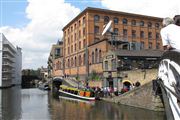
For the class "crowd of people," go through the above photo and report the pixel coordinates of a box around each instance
[85,81,141,99]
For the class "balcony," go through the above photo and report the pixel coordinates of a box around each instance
[2,55,15,63]
[2,61,14,68]
[3,47,15,57]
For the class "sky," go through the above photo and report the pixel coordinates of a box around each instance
[0,0,180,69]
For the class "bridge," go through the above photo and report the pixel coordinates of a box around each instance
[158,50,180,120]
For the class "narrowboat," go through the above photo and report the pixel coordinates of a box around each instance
[59,85,96,101]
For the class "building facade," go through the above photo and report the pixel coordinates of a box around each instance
[0,33,22,88]
[47,41,63,77]
[62,7,163,81]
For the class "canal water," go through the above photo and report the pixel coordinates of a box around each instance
[0,86,166,120]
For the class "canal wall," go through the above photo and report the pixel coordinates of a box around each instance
[122,69,158,85]
[103,81,165,111]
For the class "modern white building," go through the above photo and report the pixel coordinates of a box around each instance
[0,33,22,88]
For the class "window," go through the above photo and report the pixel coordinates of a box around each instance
[104,16,109,23]
[79,30,81,38]
[156,33,160,40]
[75,56,77,67]
[94,26,99,34]
[83,53,85,65]
[132,30,136,38]
[156,43,160,49]
[78,20,81,26]
[71,45,73,53]
[122,18,128,25]
[83,17,86,24]
[131,20,136,26]
[105,61,108,70]
[123,29,127,38]
[114,28,119,35]
[99,50,102,62]
[111,59,116,70]
[148,32,152,39]
[83,28,86,36]
[68,59,70,67]
[74,43,76,51]
[94,15,100,22]
[71,35,73,42]
[79,41,81,50]
[140,31,144,38]
[149,42,152,49]
[95,49,98,63]
[83,39,86,48]
[131,42,136,50]
[140,21,144,26]
[74,23,77,29]
[155,23,160,28]
[114,17,119,24]
[140,41,144,49]
[79,55,82,66]
[74,33,76,41]
[148,22,152,28]
[68,47,70,54]
[71,58,73,66]
[68,37,70,44]
[92,52,94,64]
[71,26,73,32]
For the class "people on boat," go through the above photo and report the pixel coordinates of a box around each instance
[160,16,180,50]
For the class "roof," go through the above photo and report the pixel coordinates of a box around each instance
[63,7,163,31]
[114,49,164,58]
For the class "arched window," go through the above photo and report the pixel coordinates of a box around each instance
[114,17,119,24]
[140,21,144,26]
[122,18,128,25]
[68,59,70,68]
[99,50,102,62]
[94,15,100,22]
[95,49,98,63]
[79,55,81,66]
[92,52,94,64]
[155,23,160,28]
[111,59,116,70]
[131,20,136,26]
[148,22,152,28]
[104,16,109,23]
[83,53,85,65]
[75,56,77,67]
[71,57,73,66]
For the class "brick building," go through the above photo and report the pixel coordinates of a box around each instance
[48,40,63,77]
[62,7,163,81]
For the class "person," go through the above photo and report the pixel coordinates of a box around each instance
[173,15,180,26]
[160,16,180,50]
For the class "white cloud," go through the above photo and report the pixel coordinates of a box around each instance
[101,0,180,18]
[0,0,80,69]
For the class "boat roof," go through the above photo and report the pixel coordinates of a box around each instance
[60,85,79,91]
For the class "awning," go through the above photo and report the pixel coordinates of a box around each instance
[122,80,133,84]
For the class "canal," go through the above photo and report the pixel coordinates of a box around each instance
[0,87,166,120]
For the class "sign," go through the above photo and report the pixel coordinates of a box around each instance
[106,55,114,59]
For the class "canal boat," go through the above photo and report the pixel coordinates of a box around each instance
[38,82,51,90]
[59,85,96,101]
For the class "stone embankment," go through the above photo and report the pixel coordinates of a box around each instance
[103,81,164,111]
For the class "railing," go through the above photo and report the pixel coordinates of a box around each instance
[157,50,180,120]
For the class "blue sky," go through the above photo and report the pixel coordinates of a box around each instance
[0,0,180,69]
[1,0,103,27]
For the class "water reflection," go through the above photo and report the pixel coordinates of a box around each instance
[0,86,21,120]
[0,87,165,120]
[49,94,166,120]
